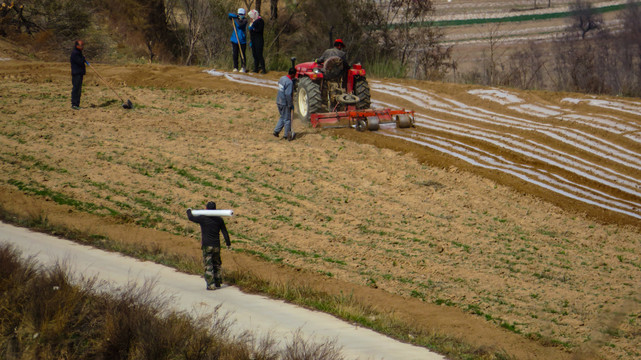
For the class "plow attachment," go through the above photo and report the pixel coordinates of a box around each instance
[310,108,415,131]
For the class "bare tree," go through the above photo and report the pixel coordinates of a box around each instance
[569,0,603,39]
[483,23,505,85]
[375,0,452,79]
[200,0,236,65]
[505,42,546,89]
[270,0,278,20]
[379,0,435,66]
[622,0,641,93]
[241,0,254,11]
[182,0,210,65]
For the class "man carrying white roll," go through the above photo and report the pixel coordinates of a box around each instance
[187,201,232,290]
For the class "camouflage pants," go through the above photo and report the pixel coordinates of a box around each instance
[202,246,222,287]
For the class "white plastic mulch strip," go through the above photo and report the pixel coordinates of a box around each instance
[204,69,278,89]
[562,98,641,117]
[206,69,641,219]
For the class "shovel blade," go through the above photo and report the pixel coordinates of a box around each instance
[122,99,133,109]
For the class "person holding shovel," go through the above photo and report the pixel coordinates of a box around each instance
[187,201,232,290]
[228,8,248,73]
[70,40,86,110]
[273,67,296,141]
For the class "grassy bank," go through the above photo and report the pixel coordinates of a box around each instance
[0,242,344,360]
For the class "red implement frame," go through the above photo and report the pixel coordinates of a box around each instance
[310,108,415,130]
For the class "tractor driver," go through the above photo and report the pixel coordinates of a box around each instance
[316,39,349,81]
[316,38,347,64]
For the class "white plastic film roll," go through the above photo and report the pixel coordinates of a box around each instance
[191,209,234,217]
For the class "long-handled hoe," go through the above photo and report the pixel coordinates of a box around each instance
[231,18,245,71]
[85,61,133,109]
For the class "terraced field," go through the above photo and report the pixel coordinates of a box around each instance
[432,0,631,74]
[1,53,639,359]
[219,70,641,224]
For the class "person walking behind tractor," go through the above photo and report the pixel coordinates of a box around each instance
[70,40,86,110]
[187,201,232,290]
[273,68,296,141]
[248,9,266,74]
[229,8,248,72]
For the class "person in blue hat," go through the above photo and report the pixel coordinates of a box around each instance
[229,8,248,72]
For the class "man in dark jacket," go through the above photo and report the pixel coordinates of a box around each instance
[70,40,86,110]
[248,9,266,74]
[187,201,232,290]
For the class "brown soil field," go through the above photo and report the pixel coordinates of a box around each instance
[1,59,640,359]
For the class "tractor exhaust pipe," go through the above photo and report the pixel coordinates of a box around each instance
[290,57,296,70]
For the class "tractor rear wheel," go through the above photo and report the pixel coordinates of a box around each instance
[354,77,371,110]
[295,77,323,126]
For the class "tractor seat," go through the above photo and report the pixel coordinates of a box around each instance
[322,56,345,80]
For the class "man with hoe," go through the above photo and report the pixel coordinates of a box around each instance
[228,8,248,72]
[70,40,86,110]
[187,201,232,290]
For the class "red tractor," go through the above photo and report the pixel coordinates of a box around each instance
[291,57,414,131]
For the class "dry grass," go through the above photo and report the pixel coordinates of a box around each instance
[225,269,513,360]
[0,243,345,360]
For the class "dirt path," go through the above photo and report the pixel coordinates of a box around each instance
[1,60,639,359]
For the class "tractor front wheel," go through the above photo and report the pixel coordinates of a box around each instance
[295,77,323,126]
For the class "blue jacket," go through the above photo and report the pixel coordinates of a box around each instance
[277,75,294,108]
[228,13,247,44]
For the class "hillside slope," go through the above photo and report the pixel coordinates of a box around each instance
[1,59,639,359]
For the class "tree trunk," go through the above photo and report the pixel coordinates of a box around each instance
[270,0,278,20]
[270,0,278,52]
[256,0,261,13]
